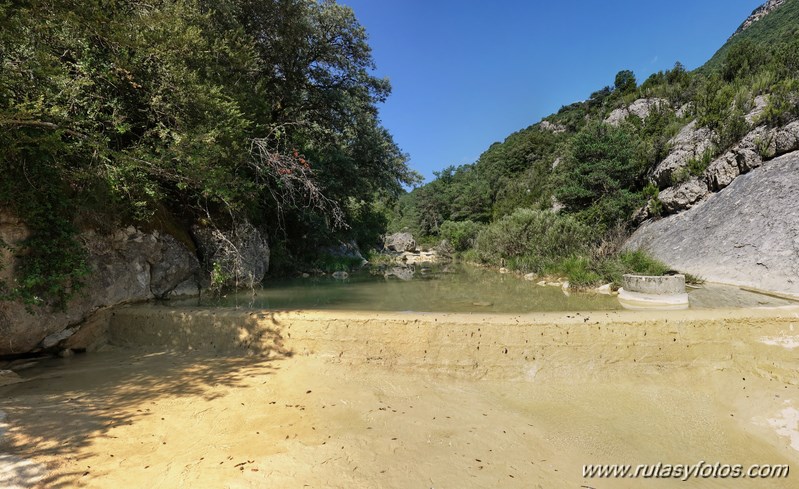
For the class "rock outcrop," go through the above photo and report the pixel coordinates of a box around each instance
[657,177,708,214]
[604,98,669,127]
[745,95,770,124]
[383,232,417,252]
[320,240,368,267]
[640,119,799,220]
[0,226,201,356]
[650,121,715,188]
[731,0,786,39]
[626,150,799,298]
[191,221,269,289]
[539,120,566,134]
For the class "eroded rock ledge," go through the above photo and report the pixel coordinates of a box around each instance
[0,220,270,357]
[626,150,799,298]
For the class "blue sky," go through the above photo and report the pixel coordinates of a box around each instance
[338,0,764,183]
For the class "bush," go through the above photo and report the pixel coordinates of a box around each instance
[672,148,716,184]
[641,183,663,217]
[722,40,769,82]
[573,189,646,235]
[475,209,591,272]
[439,220,482,252]
[596,249,670,286]
[553,256,601,286]
[758,79,799,126]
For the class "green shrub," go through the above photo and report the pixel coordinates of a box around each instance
[596,249,670,286]
[751,69,777,96]
[573,189,646,235]
[555,123,643,212]
[475,209,591,272]
[642,183,663,217]
[758,79,799,126]
[755,133,776,159]
[552,256,601,286]
[721,40,769,82]
[695,76,735,131]
[439,220,482,252]
[672,147,716,184]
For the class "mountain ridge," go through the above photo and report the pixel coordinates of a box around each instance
[731,0,787,39]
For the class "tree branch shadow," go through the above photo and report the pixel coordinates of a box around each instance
[0,312,294,489]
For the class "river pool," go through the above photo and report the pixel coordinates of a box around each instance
[170,264,796,312]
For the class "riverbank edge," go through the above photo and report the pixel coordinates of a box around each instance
[107,304,799,382]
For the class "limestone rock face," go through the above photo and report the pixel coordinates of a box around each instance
[604,98,669,127]
[383,232,417,253]
[704,123,799,192]
[0,226,201,356]
[775,121,799,154]
[651,121,715,188]
[626,151,799,298]
[321,240,368,267]
[644,121,799,217]
[705,151,743,191]
[539,120,566,134]
[745,95,770,124]
[731,0,786,39]
[658,177,708,214]
[150,234,200,297]
[191,221,269,289]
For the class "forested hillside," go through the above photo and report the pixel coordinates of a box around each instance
[0,0,416,305]
[389,0,799,286]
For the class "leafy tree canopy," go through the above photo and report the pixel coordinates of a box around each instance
[0,0,416,304]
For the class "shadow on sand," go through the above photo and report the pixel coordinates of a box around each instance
[0,311,294,488]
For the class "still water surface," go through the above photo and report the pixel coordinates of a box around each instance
[169,264,796,313]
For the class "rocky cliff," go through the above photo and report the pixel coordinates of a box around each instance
[731,0,787,39]
[626,150,799,298]
[0,219,270,357]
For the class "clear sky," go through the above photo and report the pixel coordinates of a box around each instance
[338,0,764,183]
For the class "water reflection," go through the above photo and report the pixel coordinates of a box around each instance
[168,264,798,313]
[172,264,621,313]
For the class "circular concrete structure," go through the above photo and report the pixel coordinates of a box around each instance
[618,274,689,310]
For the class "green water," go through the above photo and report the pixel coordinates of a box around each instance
[173,264,618,313]
[168,264,797,313]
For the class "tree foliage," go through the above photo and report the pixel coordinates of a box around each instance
[0,0,416,305]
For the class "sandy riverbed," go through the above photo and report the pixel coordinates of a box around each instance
[1,307,799,488]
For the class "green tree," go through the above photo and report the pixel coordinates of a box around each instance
[0,0,416,304]
[722,40,768,82]
[555,123,642,211]
[614,70,637,94]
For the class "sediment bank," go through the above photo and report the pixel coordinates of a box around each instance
[110,305,799,382]
[0,306,798,488]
